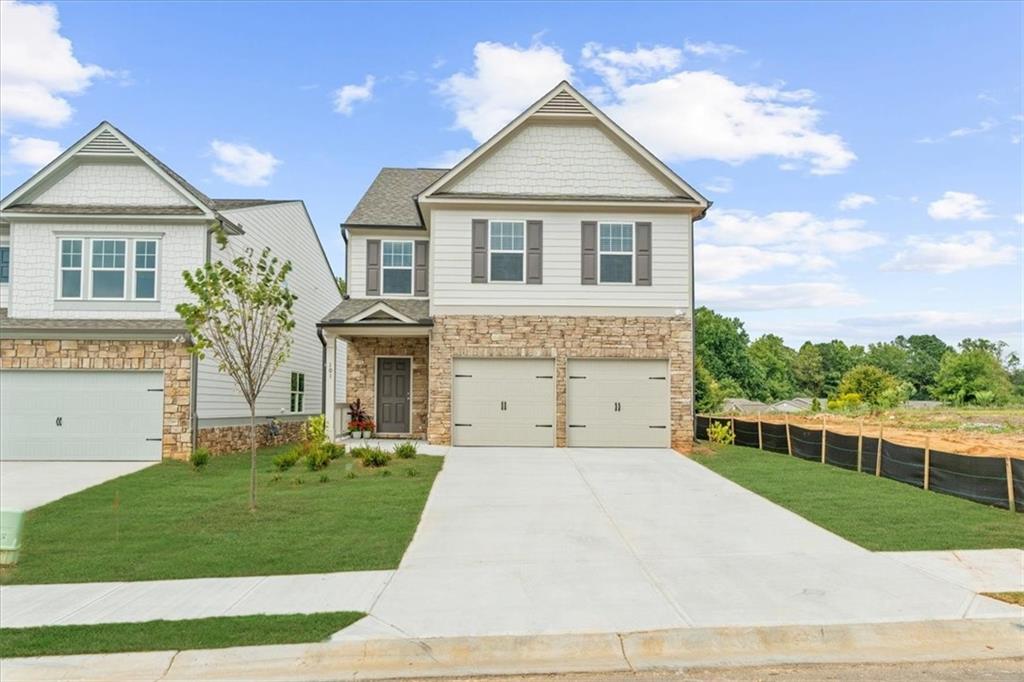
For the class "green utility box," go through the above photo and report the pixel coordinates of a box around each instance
[0,509,25,565]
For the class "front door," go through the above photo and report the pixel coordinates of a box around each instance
[377,358,411,433]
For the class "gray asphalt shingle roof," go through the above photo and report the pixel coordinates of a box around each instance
[320,298,431,325]
[0,308,187,336]
[344,168,447,228]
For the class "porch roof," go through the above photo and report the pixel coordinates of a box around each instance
[318,298,431,327]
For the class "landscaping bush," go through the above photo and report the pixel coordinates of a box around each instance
[393,442,417,459]
[707,421,735,445]
[326,443,346,460]
[360,448,391,468]
[190,447,211,470]
[305,446,331,471]
[273,448,301,471]
[349,445,373,459]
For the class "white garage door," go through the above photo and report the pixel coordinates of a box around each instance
[452,358,555,446]
[567,359,671,448]
[0,371,164,461]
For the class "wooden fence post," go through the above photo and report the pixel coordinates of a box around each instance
[875,425,884,477]
[785,414,793,456]
[757,413,763,450]
[1007,458,1016,512]
[856,419,864,472]
[923,437,931,491]
[730,416,735,443]
[820,414,827,464]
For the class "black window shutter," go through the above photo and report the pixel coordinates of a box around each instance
[635,222,652,286]
[581,221,597,285]
[414,240,429,296]
[526,220,543,284]
[471,219,488,283]
[366,239,380,296]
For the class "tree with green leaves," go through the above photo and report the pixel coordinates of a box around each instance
[749,334,797,401]
[694,307,766,400]
[793,341,825,397]
[933,348,1014,406]
[816,340,863,397]
[177,243,297,511]
[864,341,910,380]
[336,276,347,296]
[837,364,909,409]
[694,356,725,413]
[896,334,952,399]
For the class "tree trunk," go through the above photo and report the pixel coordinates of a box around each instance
[249,404,257,512]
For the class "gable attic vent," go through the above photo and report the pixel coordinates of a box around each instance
[537,91,591,116]
[79,130,133,155]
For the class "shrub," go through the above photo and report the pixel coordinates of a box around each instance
[827,392,863,412]
[346,471,356,479]
[273,448,301,471]
[405,468,419,477]
[360,447,391,468]
[306,446,331,471]
[326,443,346,460]
[190,447,211,470]
[393,442,417,459]
[707,420,735,445]
[301,415,329,449]
[319,474,329,483]
[810,397,822,413]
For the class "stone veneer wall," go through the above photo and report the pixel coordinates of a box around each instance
[197,420,303,455]
[428,315,693,449]
[0,338,192,459]
[345,336,429,438]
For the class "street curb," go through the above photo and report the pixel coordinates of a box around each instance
[2,618,1022,681]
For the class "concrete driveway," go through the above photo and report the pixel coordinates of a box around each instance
[340,448,1019,639]
[0,461,156,511]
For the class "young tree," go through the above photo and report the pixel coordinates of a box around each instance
[837,364,908,409]
[177,244,297,510]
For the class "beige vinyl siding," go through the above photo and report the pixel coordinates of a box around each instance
[347,228,429,300]
[196,202,341,420]
[430,208,690,314]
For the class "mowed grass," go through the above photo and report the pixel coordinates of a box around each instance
[2,444,442,585]
[0,611,364,659]
[691,445,1023,551]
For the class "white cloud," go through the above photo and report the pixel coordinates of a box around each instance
[927,191,992,221]
[880,231,1017,274]
[838,192,876,211]
[425,147,473,168]
[695,244,832,282]
[333,75,375,115]
[1014,213,1024,225]
[702,176,733,194]
[439,41,572,142]
[683,40,745,59]
[700,209,884,253]
[7,135,62,167]
[917,118,998,143]
[0,1,109,128]
[209,140,280,186]
[698,282,867,311]
[581,43,682,90]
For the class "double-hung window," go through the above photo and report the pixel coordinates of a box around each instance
[0,245,9,284]
[59,238,84,298]
[134,240,158,299]
[489,220,525,282]
[90,239,127,299]
[598,222,634,284]
[290,372,305,412]
[381,240,413,295]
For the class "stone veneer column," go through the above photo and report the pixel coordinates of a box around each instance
[427,315,693,449]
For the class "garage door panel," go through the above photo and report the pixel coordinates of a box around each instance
[453,359,555,447]
[1,371,164,461]
[567,359,670,448]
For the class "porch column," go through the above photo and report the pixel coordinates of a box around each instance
[324,330,337,441]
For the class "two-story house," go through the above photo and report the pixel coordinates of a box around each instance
[0,122,344,461]
[319,82,709,449]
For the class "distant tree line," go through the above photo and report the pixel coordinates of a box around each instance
[694,307,1023,413]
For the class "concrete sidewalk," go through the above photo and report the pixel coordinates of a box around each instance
[881,549,1024,593]
[0,570,392,628]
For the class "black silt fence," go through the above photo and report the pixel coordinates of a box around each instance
[761,422,789,454]
[733,420,760,448]
[1013,459,1024,512]
[695,416,709,441]
[880,440,925,488]
[825,432,860,471]
[860,437,880,475]
[789,425,821,461]
[929,451,1009,510]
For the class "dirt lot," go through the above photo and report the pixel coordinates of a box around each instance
[724,407,1024,458]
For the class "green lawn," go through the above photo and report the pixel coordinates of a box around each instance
[2,444,442,585]
[0,611,364,659]
[691,445,1023,551]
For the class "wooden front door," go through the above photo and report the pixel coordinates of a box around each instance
[376,358,411,433]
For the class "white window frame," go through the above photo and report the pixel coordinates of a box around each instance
[290,371,305,413]
[487,219,526,283]
[58,238,84,300]
[597,221,635,285]
[380,239,414,296]
[132,239,159,300]
[88,238,128,300]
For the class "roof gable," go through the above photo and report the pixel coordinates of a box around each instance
[419,81,708,208]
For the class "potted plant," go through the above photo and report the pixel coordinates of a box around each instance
[361,419,375,440]
[347,399,370,439]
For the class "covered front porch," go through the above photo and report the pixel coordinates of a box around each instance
[319,298,432,442]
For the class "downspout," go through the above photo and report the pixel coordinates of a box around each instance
[317,325,327,415]
[191,226,214,453]
[691,202,712,442]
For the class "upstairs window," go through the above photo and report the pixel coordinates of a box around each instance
[134,240,158,299]
[290,372,305,412]
[598,222,633,284]
[489,220,524,282]
[59,239,83,298]
[0,245,9,284]
[381,240,413,295]
[91,239,126,299]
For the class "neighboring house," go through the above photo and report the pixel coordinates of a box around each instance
[0,122,344,461]
[319,82,710,449]
[722,398,770,415]
[769,397,819,413]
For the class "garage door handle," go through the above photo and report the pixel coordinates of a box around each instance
[534,424,552,428]
[569,424,586,428]
[454,423,472,427]
[648,425,667,429]
[147,388,164,392]
[146,438,162,441]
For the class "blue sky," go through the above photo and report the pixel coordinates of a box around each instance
[2,1,1021,353]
